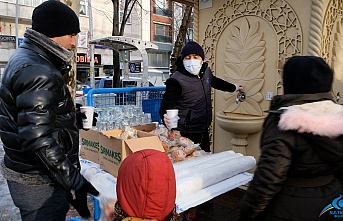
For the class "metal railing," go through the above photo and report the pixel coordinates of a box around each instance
[85,86,166,123]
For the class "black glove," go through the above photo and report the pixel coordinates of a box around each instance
[67,180,99,219]
[75,104,98,130]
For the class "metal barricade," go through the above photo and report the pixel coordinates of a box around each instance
[85,86,166,123]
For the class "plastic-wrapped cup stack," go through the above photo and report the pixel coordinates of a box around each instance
[94,105,152,131]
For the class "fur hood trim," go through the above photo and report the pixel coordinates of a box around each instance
[278,100,343,137]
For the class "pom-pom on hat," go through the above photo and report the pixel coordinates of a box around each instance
[32,0,80,38]
[282,56,333,94]
[180,41,205,60]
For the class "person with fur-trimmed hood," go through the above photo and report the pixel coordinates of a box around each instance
[239,56,343,221]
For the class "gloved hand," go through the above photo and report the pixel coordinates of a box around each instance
[163,113,179,130]
[67,180,99,219]
[75,104,98,130]
[235,84,243,92]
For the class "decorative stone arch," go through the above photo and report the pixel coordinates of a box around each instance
[200,1,303,152]
[321,0,343,103]
[321,0,343,61]
[202,0,303,115]
[202,0,303,94]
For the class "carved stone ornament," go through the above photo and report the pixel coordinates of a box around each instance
[321,0,343,103]
[202,0,302,116]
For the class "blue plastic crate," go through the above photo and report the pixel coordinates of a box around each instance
[142,98,162,123]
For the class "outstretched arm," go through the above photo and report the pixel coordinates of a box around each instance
[212,75,241,92]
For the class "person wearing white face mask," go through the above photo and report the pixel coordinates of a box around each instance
[159,41,243,152]
[183,58,203,75]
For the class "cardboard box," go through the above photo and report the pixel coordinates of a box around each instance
[79,123,158,165]
[132,123,156,132]
[80,130,100,164]
[99,129,164,177]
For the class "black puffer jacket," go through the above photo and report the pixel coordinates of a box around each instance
[159,58,237,132]
[0,29,86,192]
[239,92,343,221]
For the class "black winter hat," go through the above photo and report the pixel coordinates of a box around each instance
[283,56,333,94]
[180,41,205,60]
[32,0,80,37]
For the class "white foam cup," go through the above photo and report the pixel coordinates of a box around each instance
[166,109,179,129]
[80,106,95,129]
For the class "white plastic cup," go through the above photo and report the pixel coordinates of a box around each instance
[166,109,179,129]
[80,106,95,129]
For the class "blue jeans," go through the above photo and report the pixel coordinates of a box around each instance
[7,180,70,221]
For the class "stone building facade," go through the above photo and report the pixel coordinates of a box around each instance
[194,0,343,159]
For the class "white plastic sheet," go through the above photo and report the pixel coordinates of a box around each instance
[172,151,255,212]
[173,151,247,179]
[80,150,255,217]
[175,154,255,195]
[176,172,253,213]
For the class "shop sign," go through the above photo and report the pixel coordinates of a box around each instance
[76,53,101,65]
[0,35,16,49]
[129,62,141,73]
[0,35,16,42]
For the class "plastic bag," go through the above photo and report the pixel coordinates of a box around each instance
[81,164,117,221]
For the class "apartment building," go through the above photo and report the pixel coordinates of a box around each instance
[0,0,179,84]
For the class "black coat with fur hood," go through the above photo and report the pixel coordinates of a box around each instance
[239,92,343,221]
[0,29,86,192]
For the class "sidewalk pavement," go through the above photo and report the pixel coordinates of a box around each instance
[0,141,21,221]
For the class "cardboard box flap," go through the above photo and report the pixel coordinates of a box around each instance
[101,129,124,138]
[80,129,99,138]
[136,130,155,138]
[102,129,154,139]
[124,136,164,153]
[132,123,156,132]
[99,128,164,177]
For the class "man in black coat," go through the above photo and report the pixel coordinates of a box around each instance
[0,1,98,220]
[159,41,242,152]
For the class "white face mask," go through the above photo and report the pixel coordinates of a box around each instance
[183,59,202,75]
